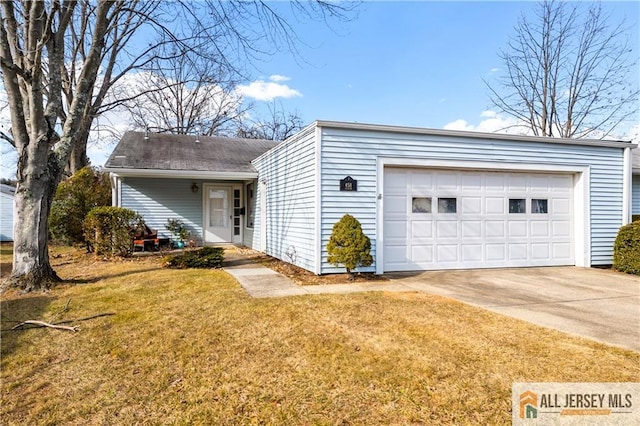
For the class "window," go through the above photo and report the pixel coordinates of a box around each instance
[509,199,526,214]
[246,183,255,228]
[233,189,241,236]
[532,199,548,214]
[412,197,432,213]
[438,198,457,213]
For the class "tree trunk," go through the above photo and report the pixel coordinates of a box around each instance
[67,131,90,174]
[6,147,62,292]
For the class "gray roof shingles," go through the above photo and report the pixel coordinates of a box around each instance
[105,132,280,173]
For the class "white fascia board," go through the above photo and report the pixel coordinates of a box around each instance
[314,120,635,149]
[104,168,258,181]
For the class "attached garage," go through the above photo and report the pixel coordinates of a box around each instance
[251,121,636,275]
[383,168,574,271]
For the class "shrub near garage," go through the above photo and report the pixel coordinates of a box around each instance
[613,221,640,275]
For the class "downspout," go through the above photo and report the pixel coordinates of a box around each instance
[622,147,631,225]
[314,123,323,275]
[110,173,119,207]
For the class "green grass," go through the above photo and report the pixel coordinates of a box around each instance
[1,246,639,425]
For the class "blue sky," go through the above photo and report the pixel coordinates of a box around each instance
[1,1,639,178]
[242,0,639,132]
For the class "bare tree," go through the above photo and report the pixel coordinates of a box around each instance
[236,101,304,141]
[121,55,245,136]
[486,0,639,139]
[0,0,354,291]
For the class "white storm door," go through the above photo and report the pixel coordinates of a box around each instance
[204,185,232,243]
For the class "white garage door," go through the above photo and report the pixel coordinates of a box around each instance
[383,168,574,272]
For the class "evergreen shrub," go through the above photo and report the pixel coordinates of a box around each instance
[327,214,373,277]
[613,221,640,275]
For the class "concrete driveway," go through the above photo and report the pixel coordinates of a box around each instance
[387,267,640,352]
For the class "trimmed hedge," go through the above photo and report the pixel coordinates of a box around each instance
[84,206,144,257]
[633,215,640,222]
[613,221,640,275]
[164,247,224,269]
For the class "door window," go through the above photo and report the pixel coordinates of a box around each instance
[209,189,228,227]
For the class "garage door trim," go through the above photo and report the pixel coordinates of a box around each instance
[375,157,590,274]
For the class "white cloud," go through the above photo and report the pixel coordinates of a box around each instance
[269,74,290,82]
[444,111,529,135]
[237,76,302,101]
[443,119,474,132]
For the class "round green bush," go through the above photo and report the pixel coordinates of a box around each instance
[327,214,373,276]
[613,221,640,275]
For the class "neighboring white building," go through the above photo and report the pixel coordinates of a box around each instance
[106,121,637,273]
[633,148,640,217]
[0,184,15,242]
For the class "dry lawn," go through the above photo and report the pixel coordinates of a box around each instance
[1,246,639,425]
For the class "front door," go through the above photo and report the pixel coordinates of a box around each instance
[204,185,232,243]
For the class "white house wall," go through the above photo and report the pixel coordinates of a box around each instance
[252,128,317,272]
[121,178,204,240]
[633,174,640,215]
[0,191,14,241]
[319,127,625,273]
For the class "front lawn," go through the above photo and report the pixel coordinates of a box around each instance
[1,247,638,425]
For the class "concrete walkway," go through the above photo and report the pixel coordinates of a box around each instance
[223,252,640,352]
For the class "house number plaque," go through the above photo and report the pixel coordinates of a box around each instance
[340,176,357,191]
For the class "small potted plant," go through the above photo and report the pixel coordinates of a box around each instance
[165,218,190,248]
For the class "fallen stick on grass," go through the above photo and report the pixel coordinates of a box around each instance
[4,313,115,332]
[11,320,80,332]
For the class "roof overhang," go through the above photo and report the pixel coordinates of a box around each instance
[314,120,635,149]
[104,168,258,180]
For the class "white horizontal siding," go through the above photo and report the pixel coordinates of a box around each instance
[252,129,317,271]
[633,174,640,215]
[0,192,14,241]
[121,178,204,240]
[320,127,625,272]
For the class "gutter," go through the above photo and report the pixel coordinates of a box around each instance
[314,120,635,149]
[104,168,258,181]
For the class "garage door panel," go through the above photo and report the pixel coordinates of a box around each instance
[552,198,570,214]
[485,197,505,214]
[411,172,433,190]
[552,221,571,237]
[531,221,549,237]
[385,220,406,238]
[411,220,433,238]
[462,244,482,261]
[411,245,433,262]
[383,168,574,271]
[486,243,506,261]
[462,221,482,238]
[509,175,527,191]
[552,242,572,259]
[384,245,408,264]
[485,175,506,191]
[437,245,458,262]
[461,197,481,214]
[508,221,527,237]
[461,174,482,190]
[508,244,528,260]
[485,220,506,238]
[531,243,550,260]
[385,196,407,214]
[436,221,458,238]
[437,172,458,190]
